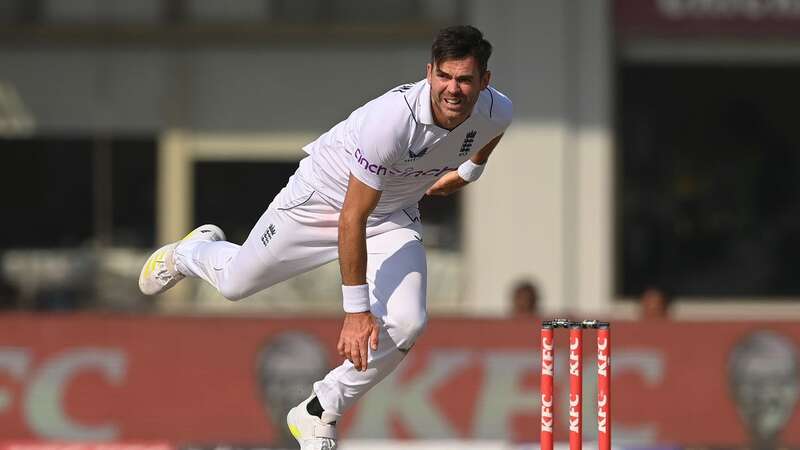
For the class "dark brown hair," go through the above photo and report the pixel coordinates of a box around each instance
[431,25,493,74]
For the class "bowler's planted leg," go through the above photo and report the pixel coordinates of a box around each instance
[287,226,427,446]
[316,227,427,414]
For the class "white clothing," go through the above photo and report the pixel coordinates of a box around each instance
[175,174,425,419]
[173,79,513,421]
[175,174,423,307]
[299,79,512,218]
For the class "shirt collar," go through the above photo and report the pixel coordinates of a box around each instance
[418,79,436,126]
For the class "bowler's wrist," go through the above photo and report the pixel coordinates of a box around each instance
[342,284,370,313]
[457,159,485,183]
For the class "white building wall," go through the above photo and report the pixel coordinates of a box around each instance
[465,0,612,316]
[573,0,614,317]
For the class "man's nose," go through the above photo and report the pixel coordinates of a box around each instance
[447,79,459,94]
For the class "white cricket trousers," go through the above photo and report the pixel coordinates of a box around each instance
[174,174,427,421]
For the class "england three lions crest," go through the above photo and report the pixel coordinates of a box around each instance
[459,130,477,156]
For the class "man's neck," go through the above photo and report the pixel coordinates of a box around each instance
[430,104,469,131]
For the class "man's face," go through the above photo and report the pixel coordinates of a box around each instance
[426,56,490,130]
[641,289,669,320]
[256,333,329,446]
[733,354,798,440]
[728,331,800,444]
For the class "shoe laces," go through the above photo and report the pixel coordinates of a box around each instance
[154,266,175,283]
[153,254,179,284]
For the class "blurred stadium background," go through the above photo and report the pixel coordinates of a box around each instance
[1,0,799,449]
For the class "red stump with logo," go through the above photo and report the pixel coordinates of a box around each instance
[569,325,583,450]
[541,326,555,450]
[597,326,611,450]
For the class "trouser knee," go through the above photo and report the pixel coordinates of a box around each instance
[217,278,248,301]
[389,310,428,350]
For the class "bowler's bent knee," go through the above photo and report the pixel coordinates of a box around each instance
[390,309,428,350]
[217,279,250,301]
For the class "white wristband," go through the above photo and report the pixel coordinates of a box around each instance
[457,159,485,183]
[342,284,371,313]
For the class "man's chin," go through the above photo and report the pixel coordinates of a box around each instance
[446,111,468,124]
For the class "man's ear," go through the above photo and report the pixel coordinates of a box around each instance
[426,63,433,82]
[481,70,492,90]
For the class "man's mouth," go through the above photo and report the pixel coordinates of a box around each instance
[443,97,462,106]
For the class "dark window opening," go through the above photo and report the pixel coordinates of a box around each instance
[617,65,800,297]
[0,137,156,249]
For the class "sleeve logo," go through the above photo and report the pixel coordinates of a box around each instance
[260,224,277,247]
[354,148,388,176]
[391,83,414,93]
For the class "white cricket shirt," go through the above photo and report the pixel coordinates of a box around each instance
[296,79,513,219]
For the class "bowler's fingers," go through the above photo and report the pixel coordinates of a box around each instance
[427,188,445,196]
[359,336,369,371]
[370,325,379,351]
[349,340,362,371]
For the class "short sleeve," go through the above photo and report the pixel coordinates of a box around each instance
[348,100,408,190]
[489,87,514,133]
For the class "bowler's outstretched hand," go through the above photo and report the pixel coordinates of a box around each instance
[338,311,379,371]
[426,170,468,196]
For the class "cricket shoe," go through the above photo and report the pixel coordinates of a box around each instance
[287,395,337,450]
[138,224,226,296]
